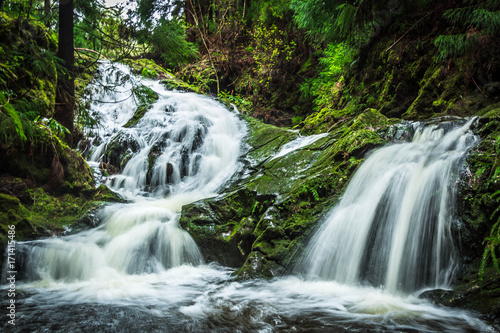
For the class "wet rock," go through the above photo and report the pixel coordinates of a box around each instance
[103,131,140,171]
[180,110,397,278]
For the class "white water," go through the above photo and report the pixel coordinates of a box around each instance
[271,132,328,160]
[300,119,479,293]
[2,63,496,332]
[20,62,245,281]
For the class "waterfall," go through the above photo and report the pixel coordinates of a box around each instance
[19,61,246,282]
[300,119,478,292]
[1,63,494,332]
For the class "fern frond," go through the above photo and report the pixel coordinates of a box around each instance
[334,4,357,41]
[470,8,500,34]
[0,90,26,141]
[434,33,481,61]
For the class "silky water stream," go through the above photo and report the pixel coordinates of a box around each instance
[1,62,497,332]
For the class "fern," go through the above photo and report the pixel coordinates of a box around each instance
[334,4,357,41]
[150,19,198,67]
[435,1,500,61]
[470,9,500,34]
[0,90,26,141]
[434,33,480,61]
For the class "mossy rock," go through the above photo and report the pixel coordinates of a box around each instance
[121,58,200,93]
[241,114,300,165]
[0,12,58,118]
[0,177,123,269]
[123,84,159,128]
[124,104,152,128]
[459,119,500,257]
[122,58,172,80]
[421,268,500,320]
[102,131,140,171]
[180,111,396,278]
[179,188,276,268]
[0,126,94,194]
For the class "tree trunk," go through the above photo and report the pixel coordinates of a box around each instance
[54,0,75,145]
[185,0,196,41]
[45,0,51,17]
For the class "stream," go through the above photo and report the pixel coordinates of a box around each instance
[1,62,497,332]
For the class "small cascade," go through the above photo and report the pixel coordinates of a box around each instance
[299,118,479,292]
[18,61,245,282]
[271,132,328,160]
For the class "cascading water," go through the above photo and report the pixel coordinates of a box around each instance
[300,119,479,292]
[19,61,246,281]
[1,63,497,332]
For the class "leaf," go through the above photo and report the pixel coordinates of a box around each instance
[0,91,26,141]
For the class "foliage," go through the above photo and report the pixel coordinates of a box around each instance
[0,90,26,142]
[0,10,61,144]
[300,43,355,111]
[290,0,358,43]
[290,0,413,44]
[150,19,198,67]
[434,0,500,62]
[479,190,500,280]
[478,130,500,281]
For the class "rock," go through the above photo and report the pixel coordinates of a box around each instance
[420,269,500,322]
[180,110,396,277]
[103,131,140,171]
[484,82,500,98]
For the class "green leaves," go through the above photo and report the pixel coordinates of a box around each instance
[0,90,26,141]
[435,1,500,61]
[479,190,500,281]
[150,19,198,67]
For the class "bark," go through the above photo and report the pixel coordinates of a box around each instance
[45,0,51,17]
[54,0,75,145]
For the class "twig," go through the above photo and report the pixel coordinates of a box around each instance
[471,76,488,98]
[75,47,107,59]
[385,12,432,52]
[187,2,220,94]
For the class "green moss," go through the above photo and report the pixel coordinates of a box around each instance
[477,103,500,118]
[242,114,299,164]
[379,70,394,103]
[121,58,200,93]
[403,67,442,119]
[0,12,58,120]
[0,179,123,268]
[181,112,395,278]
[124,105,152,128]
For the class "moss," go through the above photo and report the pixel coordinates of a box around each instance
[122,58,200,93]
[0,179,123,269]
[477,103,500,118]
[422,268,500,319]
[0,12,58,119]
[379,70,394,103]
[403,67,442,119]
[235,251,285,279]
[180,111,395,278]
[0,126,94,194]
[242,114,299,164]
[122,58,171,80]
[102,131,140,171]
[460,119,500,255]
[124,105,153,128]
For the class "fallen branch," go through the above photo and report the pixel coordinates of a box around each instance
[471,76,489,98]
[75,47,107,59]
[385,12,432,52]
